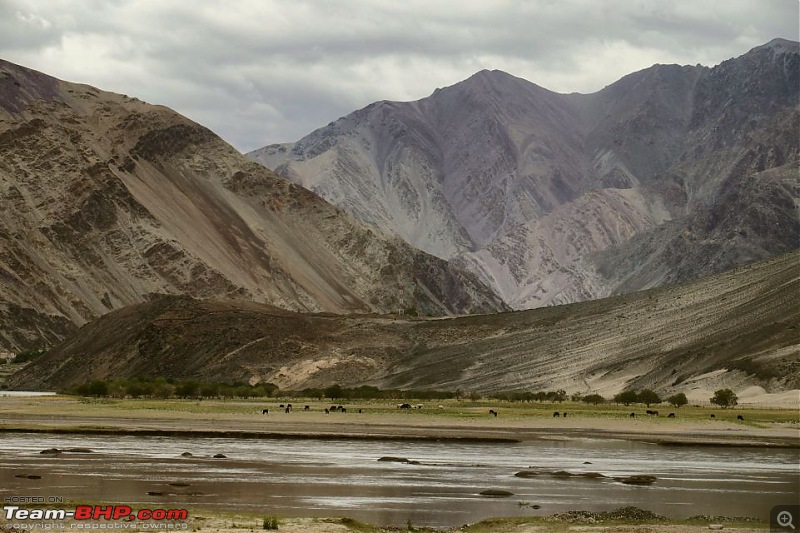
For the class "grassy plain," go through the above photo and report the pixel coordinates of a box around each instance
[1,394,797,446]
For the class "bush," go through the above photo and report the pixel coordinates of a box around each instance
[262,515,278,530]
[666,392,688,408]
[637,389,661,407]
[582,394,605,405]
[710,388,738,408]
[12,349,46,364]
[613,390,638,406]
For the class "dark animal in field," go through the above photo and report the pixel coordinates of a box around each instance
[340,407,347,413]
[261,408,269,414]
[358,409,363,413]
[330,405,338,411]
[667,413,675,418]
[645,410,659,416]
[710,414,716,419]
[489,409,497,417]
[284,407,290,413]
[304,405,310,411]
[279,404,284,408]
[629,412,635,418]
[287,403,293,409]
[399,403,412,409]
[562,412,568,418]
[737,415,744,420]
[553,411,560,417]
[324,408,329,414]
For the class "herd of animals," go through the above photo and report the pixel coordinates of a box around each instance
[257,404,745,420]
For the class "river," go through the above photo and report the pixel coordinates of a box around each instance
[1,433,798,527]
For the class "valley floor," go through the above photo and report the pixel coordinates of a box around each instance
[1,395,798,447]
[1,397,795,532]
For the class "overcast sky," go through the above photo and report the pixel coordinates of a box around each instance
[1,1,797,152]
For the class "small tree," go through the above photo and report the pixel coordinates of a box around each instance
[637,389,661,407]
[613,390,639,406]
[582,393,605,405]
[710,388,738,408]
[667,392,688,408]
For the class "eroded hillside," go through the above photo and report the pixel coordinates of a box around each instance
[10,251,798,399]
[0,60,507,351]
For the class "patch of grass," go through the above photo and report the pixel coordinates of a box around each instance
[262,515,279,529]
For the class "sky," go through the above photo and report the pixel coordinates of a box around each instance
[1,1,798,153]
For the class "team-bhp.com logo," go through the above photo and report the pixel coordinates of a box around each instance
[4,505,188,529]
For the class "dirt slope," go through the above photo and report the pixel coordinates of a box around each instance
[10,251,798,398]
[0,59,506,352]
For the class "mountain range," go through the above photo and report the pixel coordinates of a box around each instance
[0,59,505,352]
[249,38,799,309]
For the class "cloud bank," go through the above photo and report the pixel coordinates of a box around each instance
[1,0,797,151]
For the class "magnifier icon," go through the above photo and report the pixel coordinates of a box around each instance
[778,511,796,530]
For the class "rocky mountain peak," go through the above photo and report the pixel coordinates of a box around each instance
[249,39,799,311]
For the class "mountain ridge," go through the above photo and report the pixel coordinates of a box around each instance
[10,250,799,398]
[249,39,800,309]
[0,59,507,352]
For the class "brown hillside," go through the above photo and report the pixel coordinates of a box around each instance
[10,251,799,397]
[0,60,506,352]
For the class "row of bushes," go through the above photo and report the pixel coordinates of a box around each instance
[65,378,280,399]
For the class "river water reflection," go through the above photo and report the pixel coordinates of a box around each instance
[1,433,798,527]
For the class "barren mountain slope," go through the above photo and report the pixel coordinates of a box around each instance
[249,39,800,309]
[11,251,798,399]
[0,60,506,351]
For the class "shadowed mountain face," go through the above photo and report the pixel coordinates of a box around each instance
[249,39,800,309]
[0,60,507,352]
[10,251,799,397]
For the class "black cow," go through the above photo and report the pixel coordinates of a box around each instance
[629,412,635,418]
[667,413,675,418]
[562,412,568,418]
[304,405,310,411]
[737,415,744,421]
[553,411,560,418]
[645,410,659,416]
[489,409,498,417]
[261,408,269,415]
[710,414,716,419]
[398,403,412,409]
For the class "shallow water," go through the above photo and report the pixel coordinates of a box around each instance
[1,433,798,527]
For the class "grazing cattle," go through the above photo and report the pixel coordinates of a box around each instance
[398,403,412,409]
[261,409,269,415]
[667,413,675,418]
[287,403,293,410]
[489,409,498,417]
[710,414,716,419]
[737,415,744,421]
[284,407,290,413]
[562,412,568,418]
[330,405,338,411]
[438,405,445,410]
[645,410,659,416]
[279,404,285,408]
[324,408,329,414]
[553,411,560,418]
[358,409,363,413]
[304,405,310,411]
[629,412,635,418]
[340,407,347,413]
[415,404,424,409]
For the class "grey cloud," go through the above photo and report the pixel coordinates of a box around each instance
[1,0,797,151]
